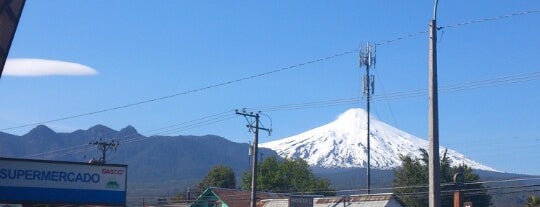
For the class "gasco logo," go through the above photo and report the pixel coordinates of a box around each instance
[106,180,120,189]
[102,168,124,175]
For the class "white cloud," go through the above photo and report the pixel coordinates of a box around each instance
[3,58,98,77]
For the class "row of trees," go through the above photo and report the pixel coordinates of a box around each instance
[393,149,491,207]
[240,157,334,195]
[195,157,334,195]
[191,150,507,206]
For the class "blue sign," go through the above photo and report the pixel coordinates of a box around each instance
[0,158,127,206]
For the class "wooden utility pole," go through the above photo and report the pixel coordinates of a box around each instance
[429,0,441,206]
[453,170,465,207]
[454,191,463,207]
[236,109,271,207]
[89,139,119,164]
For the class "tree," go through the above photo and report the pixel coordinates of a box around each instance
[526,195,540,207]
[393,149,492,207]
[197,165,236,192]
[241,156,334,195]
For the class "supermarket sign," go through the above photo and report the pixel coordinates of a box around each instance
[0,157,127,206]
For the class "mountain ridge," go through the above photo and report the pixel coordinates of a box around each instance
[0,125,277,182]
[0,123,532,206]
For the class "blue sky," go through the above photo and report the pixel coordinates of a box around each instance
[1,1,539,175]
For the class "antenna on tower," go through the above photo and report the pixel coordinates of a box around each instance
[359,43,376,69]
[359,42,376,194]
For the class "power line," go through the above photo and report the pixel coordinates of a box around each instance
[441,9,540,30]
[2,9,538,132]
[373,69,399,128]
[11,7,540,159]
[126,177,540,203]
[375,9,540,46]
[130,176,540,196]
[372,70,540,101]
[329,177,540,195]
[130,186,540,203]
[250,70,540,111]
[0,50,355,132]
[19,69,540,159]
[125,176,540,204]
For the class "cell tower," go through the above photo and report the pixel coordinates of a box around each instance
[359,42,376,194]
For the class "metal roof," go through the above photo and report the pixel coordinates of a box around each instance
[260,194,403,207]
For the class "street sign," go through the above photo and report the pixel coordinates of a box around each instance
[289,195,314,207]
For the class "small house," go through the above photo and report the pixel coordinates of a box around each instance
[190,187,287,207]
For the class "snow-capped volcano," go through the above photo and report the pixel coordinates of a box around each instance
[261,108,497,171]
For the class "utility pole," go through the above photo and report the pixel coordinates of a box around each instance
[187,187,191,201]
[429,0,441,207]
[453,169,465,207]
[89,139,119,164]
[359,42,376,194]
[248,141,253,167]
[236,109,271,207]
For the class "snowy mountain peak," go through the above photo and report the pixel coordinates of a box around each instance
[261,108,497,171]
